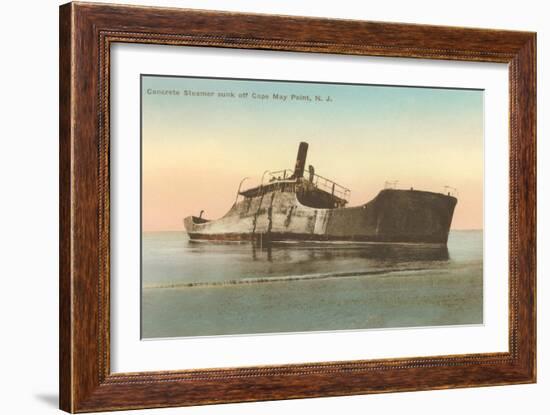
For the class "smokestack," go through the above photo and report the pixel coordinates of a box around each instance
[293,142,309,178]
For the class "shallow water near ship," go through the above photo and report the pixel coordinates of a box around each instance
[141,230,483,338]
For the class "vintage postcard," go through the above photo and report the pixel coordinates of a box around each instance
[140,75,483,338]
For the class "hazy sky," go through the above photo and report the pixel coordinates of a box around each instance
[142,75,483,231]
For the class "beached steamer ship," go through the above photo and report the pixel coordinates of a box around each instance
[184,142,457,245]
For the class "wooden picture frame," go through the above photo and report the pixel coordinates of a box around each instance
[59,2,536,412]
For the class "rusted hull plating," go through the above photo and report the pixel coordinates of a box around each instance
[184,189,457,245]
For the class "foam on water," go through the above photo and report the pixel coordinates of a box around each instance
[141,230,483,338]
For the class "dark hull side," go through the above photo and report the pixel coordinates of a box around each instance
[184,189,457,245]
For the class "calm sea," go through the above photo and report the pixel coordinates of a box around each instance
[141,230,483,338]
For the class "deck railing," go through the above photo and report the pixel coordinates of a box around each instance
[384,180,458,197]
[267,169,350,202]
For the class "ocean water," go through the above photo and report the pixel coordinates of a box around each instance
[141,231,483,338]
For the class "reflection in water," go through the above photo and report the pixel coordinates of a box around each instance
[142,230,482,337]
[245,241,449,263]
[177,237,452,286]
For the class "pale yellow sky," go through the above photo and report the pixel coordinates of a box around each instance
[142,76,483,231]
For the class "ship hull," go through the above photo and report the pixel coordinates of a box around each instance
[184,189,457,245]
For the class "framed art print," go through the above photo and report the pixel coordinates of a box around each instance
[139,74,483,340]
[59,2,536,412]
